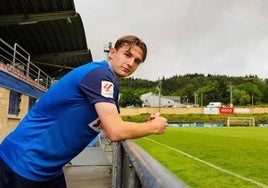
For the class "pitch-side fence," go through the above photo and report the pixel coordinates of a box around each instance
[112,140,187,188]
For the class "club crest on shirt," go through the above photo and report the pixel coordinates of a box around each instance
[101,81,114,98]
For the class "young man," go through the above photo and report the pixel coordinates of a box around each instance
[0,35,168,188]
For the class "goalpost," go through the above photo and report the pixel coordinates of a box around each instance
[227,117,255,127]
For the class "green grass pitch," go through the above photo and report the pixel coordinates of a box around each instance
[135,127,268,188]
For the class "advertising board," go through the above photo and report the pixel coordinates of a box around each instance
[219,107,234,114]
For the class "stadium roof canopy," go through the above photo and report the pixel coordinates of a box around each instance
[0,0,92,78]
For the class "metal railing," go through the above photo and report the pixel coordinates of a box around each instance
[0,38,53,90]
[113,140,187,188]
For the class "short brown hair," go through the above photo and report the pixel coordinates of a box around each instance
[114,35,147,62]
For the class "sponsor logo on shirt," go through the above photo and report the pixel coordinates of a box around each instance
[89,118,102,132]
[101,81,114,98]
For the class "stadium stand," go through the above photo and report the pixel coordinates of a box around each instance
[0,0,92,79]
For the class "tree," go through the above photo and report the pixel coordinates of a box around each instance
[233,89,250,105]
[237,82,262,104]
[197,80,220,105]
[119,88,143,107]
[119,74,268,106]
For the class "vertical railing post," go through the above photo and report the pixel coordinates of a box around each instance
[12,43,17,73]
[26,55,31,77]
[37,69,41,84]
[112,142,123,188]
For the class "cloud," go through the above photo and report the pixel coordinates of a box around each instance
[75,0,268,80]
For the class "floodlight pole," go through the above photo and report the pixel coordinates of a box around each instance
[104,42,112,58]
[158,78,162,112]
[201,93,203,107]
[229,85,233,107]
[194,92,198,106]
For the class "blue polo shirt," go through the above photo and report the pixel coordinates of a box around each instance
[0,60,119,181]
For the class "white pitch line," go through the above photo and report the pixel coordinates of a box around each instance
[144,137,268,188]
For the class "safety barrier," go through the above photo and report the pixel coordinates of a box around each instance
[0,38,53,89]
[113,140,187,188]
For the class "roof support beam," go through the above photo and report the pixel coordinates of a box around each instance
[32,61,74,69]
[31,49,90,61]
[0,11,77,26]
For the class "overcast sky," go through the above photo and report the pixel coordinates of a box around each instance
[74,0,268,81]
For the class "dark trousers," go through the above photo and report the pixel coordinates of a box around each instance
[0,158,66,188]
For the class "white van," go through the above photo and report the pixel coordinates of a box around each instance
[206,102,222,108]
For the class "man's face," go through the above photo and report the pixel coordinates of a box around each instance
[108,44,144,79]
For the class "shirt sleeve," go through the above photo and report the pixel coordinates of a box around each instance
[79,67,117,105]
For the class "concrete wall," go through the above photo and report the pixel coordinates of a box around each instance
[0,87,9,140]
[0,87,30,142]
[0,59,46,142]
[120,107,268,116]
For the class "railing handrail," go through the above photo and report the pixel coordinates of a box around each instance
[113,139,187,188]
[0,38,53,89]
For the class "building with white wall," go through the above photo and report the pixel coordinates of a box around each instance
[140,92,178,107]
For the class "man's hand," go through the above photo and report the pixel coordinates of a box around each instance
[95,102,168,141]
[148,112,160,121]
[148,112,168,134]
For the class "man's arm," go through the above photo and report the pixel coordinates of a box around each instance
[95,102,167,141]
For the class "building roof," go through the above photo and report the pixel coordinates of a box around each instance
[0,0,92,78]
